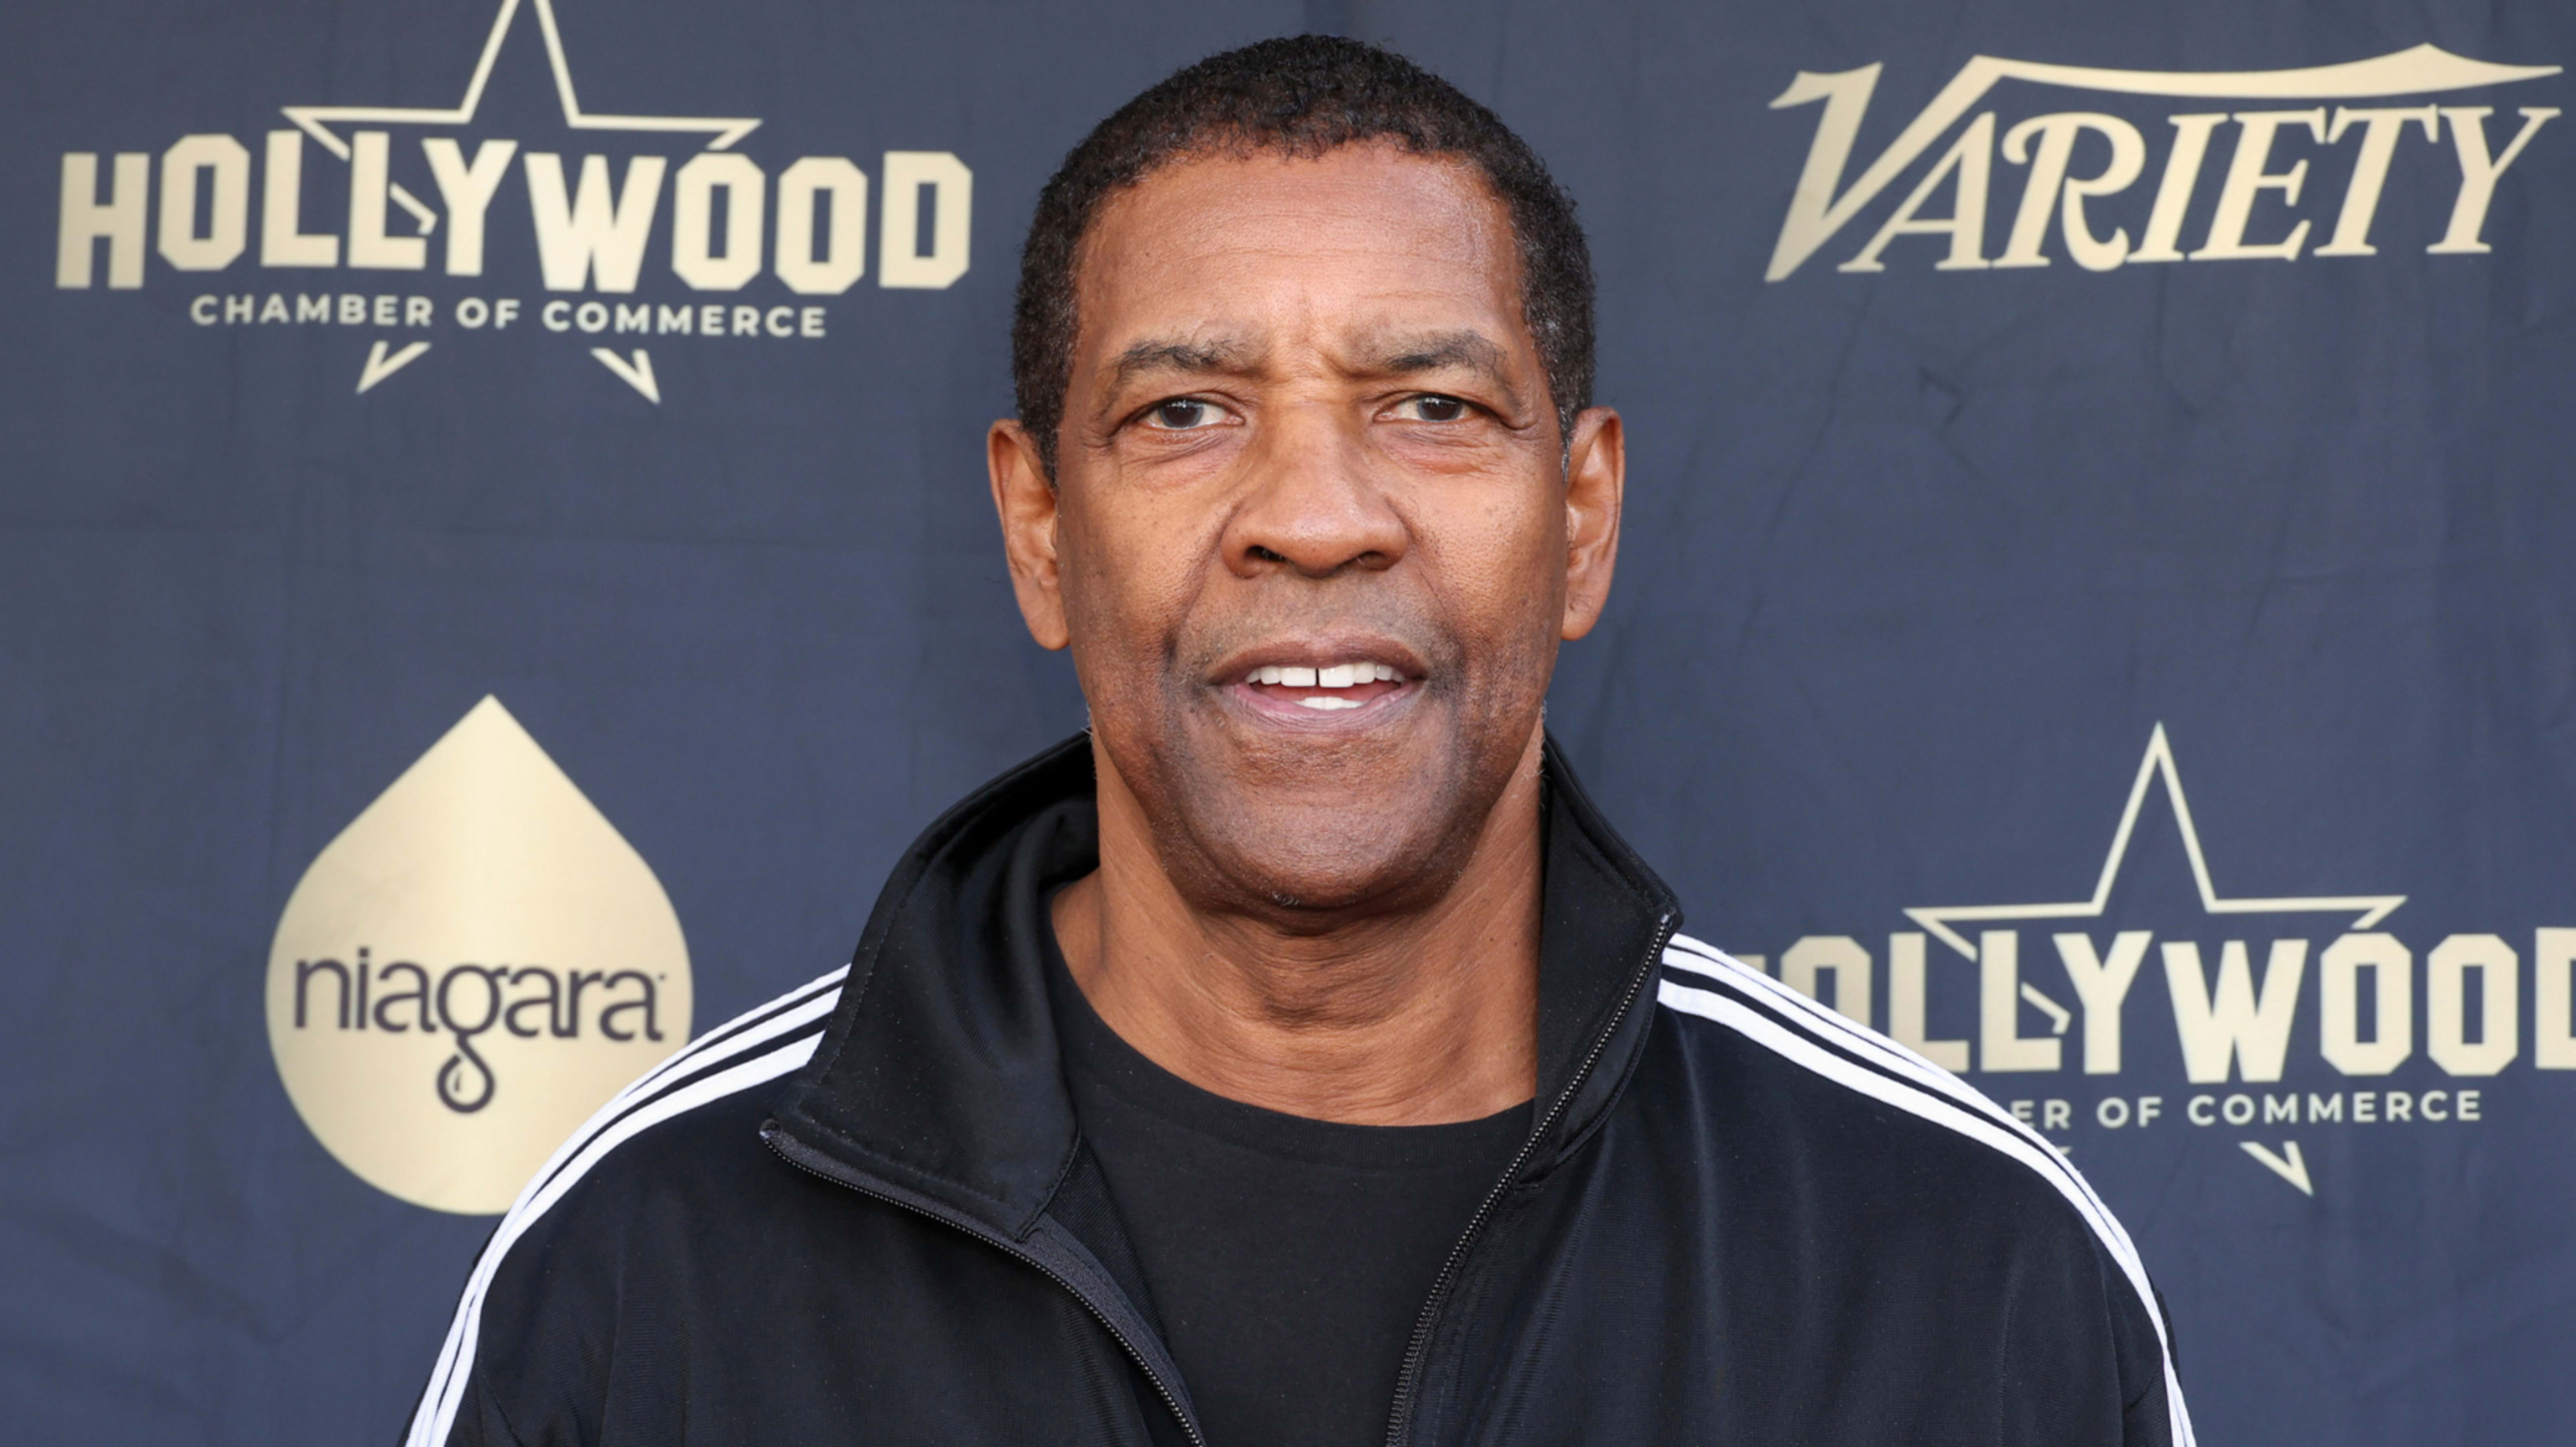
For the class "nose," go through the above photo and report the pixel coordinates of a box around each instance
[1221,403,1408,579]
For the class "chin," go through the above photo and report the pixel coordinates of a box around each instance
[1102,676,1540,919]
[1173,790,1484,921]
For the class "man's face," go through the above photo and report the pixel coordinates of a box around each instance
[991,142,1622,920]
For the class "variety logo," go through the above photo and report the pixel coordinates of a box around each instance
[266,697,692,1214]
[1735,726,2573,1195]
[52,0,970,402]
[1767,44,2561,280]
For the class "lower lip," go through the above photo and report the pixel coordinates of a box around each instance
[1226,677,1413,723]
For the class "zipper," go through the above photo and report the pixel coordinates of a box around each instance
[761,1126,1207,1447]
[1381,910,1678,1447]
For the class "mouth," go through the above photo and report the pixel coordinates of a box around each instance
[1216,647,1424,722]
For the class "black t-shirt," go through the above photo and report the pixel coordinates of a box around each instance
[1044,939,1532,1447]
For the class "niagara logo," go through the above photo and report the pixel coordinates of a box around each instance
[1766,44,2561,280]
[51,0,971,403]
[286,950,668,1116]
[266,698,694,1215]
[1732,727,2576,1196]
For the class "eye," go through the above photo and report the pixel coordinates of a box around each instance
[1142,397,1226,431]
[1390,394,1472,423]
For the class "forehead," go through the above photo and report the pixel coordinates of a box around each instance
[1072,144,1527,364]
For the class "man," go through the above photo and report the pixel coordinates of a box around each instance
[408,36,2189,1447]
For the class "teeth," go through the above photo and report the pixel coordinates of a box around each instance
[1296,696,1362,710]
[1246,661,1409,690]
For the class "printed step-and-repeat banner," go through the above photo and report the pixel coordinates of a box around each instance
[5,1,2569,1442]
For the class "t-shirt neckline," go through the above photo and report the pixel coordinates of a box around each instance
[1040,916,1534,1173]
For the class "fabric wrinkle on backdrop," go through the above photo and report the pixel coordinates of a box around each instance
[4,1,2571,1444]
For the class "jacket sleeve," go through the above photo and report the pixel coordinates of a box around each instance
[403,1176,630,1447]
[2114,1276,2184,1447]
[445,1373,534,1447]
[2015,1221,2187,1447]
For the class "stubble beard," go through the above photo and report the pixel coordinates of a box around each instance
[1093,625,1550,931]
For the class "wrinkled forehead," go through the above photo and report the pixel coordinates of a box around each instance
[1067,143,1534,378]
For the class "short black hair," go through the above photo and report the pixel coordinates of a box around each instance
[1010,34,1595,473]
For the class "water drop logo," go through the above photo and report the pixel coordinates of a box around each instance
[266,696,692,1214]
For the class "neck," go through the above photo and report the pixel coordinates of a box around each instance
[1050,731,1545,1126]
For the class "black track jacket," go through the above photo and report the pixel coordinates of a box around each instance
[407,736,2192,1447]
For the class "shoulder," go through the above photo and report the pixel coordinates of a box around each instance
[403,967,850,1447]
[1648,931,2135,1260]
[1646,932,2194,1447]
[1651,932,2090,1203]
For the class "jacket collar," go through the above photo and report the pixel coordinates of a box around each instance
[768,733,1680,1240]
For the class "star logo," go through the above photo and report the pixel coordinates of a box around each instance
[276,0,763,400]
[1905,723,2405,961]
[57,4,967,397]
[1900,725,2408,1197]
[285,0,757,196]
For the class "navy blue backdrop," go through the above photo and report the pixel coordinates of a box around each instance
[7,1,2573,1442]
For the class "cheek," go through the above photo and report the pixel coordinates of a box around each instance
[1058,488,1203,675]
[1417,484,1566,657]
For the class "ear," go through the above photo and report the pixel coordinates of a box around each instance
[1558,406,1625,641]
[988,419,1071,651]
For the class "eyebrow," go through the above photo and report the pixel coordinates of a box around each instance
[1103,327,1523,410]
[1108,337,1264,392]
[1356,329,1507,380]
[1356,329,1522,413]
